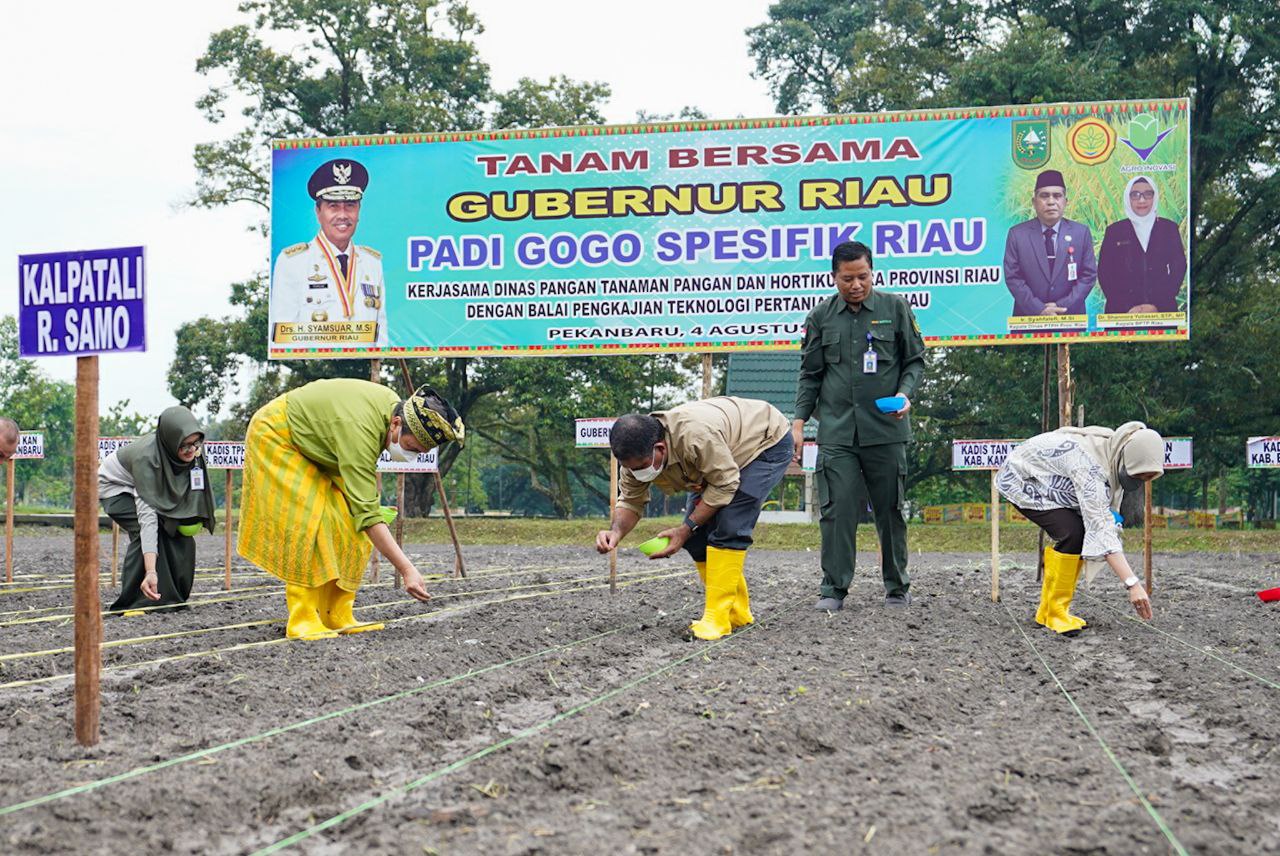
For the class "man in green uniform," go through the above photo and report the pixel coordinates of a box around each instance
[792,241,926,610]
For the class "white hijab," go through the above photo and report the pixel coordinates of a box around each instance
[1059,421,1164,511]
[1123,175,1159,252]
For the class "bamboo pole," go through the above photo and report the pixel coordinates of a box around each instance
[369,472,382,582]
[1144,480,1154,594]
[74,355,102,747]
[1056,344,1073,429]
[609,452,618,594]
[435,473,466,578]
[990,471,1000,602]
[224,469,234,591]
[5,458,13,584]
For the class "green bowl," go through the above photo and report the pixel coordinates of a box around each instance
[379,505,398,526]
[636,536,670,557]
[176,523,202,537]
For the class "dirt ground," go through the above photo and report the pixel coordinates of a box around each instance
[0,533,1277,855]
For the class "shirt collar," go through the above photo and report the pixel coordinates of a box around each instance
[316,231,356,257]
[836,289,879,314]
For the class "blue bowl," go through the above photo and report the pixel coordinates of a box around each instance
[875,396,907,414]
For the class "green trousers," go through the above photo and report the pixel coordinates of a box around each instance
[815,442,909,599]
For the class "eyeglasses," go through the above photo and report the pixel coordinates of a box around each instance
[1129,190,1155,201]
[178,441,203,454]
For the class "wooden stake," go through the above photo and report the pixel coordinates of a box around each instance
[608,452,618,594]
[224,469,234,591]
[74,355,102,747]
[701,352,713,398]
[110,523,119,588]
[1056,344,1073,429]
[394,473,405,589]
[369,472,382,582]
[990,471,1000,602]
[1037,346,1051,582]
[4,457,13,584]
[435,473,466,578]
[1144,479,1154,594]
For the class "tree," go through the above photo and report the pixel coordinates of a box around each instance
[492,75,610,129]
[0,316,76,505]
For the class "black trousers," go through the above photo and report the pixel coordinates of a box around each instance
[103,494,197,612]
[1015,504,1085,555]
[681,433,794,562]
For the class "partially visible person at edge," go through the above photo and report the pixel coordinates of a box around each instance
[595,397,793,640]
[1097,175,1188,314]
[793,240,926,612]
[238,379,463,640]
[99,407,217,612]
[0,418,18,461]
[996,421,1161,635]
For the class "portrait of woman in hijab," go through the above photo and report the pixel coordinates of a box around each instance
[1097,175,1188,314]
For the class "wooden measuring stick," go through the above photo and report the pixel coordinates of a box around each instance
[74,355,102,747]
[5,457,13,583]
[369,472,382,582]
[608,452,618,594]
[1144,480,1153,594]
[394,473,405,589]
[224,469,234,591]
[990,471,1000,602]
[435,473,466,578]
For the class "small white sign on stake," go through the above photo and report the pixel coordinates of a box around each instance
[97,437,136,461]
[1247,437,1280,468]
[377,448,439,473]
[1163,437,1192,469]
[204,441,246,470]
[801,442,818,472]
[15,432,44,460]
[575,418,616,449]
[951,439,1023,471]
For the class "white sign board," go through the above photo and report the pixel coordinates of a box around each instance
[1163,437,1192,470]
[801,442,818,472]
[14,432,44,460]
[204,441,246,470]
[377,448,439,473]
[1247,437,1280,468]
[575,418,617,449]
[952,439,1023,471]
[98,436,136,461]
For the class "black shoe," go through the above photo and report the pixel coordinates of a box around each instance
[814,596,844,612]
[884,592,911,608]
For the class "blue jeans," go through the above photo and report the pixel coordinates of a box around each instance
[682,433,794,561]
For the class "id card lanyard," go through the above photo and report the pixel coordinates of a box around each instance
[190,467,205,490]
[1065,236,1078,281]
[862,331,878,374]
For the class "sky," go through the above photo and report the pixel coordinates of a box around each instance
[3,0,777,420]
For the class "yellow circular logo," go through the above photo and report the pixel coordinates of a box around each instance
[1066,118,1116,165]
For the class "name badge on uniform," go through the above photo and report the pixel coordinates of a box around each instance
[1066,262,1078,281]
[862,332,878,374]
[190,467,205,490]
[1065,237,1077,281]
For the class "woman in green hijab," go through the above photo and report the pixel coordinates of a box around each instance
[99,406,217,612]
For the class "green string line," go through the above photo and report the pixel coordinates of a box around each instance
[1081,592,1280,692]
[251,596,806,856]
[1003,603,1189,856]
[0,629,622,817]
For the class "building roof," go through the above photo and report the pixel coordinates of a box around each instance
[724,352,815,437]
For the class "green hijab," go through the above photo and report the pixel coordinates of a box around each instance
[116,406,217,534]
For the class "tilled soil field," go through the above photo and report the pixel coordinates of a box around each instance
[0,534,1278,854]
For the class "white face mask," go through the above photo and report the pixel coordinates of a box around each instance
[628,447,665,482]
[388,427,414,462]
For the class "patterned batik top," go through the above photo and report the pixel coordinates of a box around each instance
[995,431,1122,559]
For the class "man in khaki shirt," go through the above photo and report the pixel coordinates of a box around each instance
[595,397,793,640]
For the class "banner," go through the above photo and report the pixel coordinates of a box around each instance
[377,448,439,473]
[18,246,146,357]
[98,436,135,462]
[204,441,245,470]
[15,432,44,460]
[952,439,1023,470]
[269,98,1190,359]
[1247,437,1280,468]
[574,418,617,449]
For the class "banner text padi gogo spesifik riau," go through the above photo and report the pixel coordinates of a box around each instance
[268,98,1190,359]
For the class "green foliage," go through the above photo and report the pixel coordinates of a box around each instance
[492,76,610,129]
[0,316,76,505]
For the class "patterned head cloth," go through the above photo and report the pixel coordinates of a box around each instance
[402,385,465,450]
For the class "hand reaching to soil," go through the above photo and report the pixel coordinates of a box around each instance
[401,565,432,603]
[595,530,621,553]
[141,572,160,601]
[1129,583,1152,620]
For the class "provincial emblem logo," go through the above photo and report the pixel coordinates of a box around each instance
[1012,119,1050,169]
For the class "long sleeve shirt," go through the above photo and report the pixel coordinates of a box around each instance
[615,397,790,517]
[794,290,926,447]
[99,452,160,554]
[284,378,400,532]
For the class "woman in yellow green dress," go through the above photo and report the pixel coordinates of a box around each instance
[238,378,463,639]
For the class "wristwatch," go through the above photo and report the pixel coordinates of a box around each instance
[1123,575,1140,589]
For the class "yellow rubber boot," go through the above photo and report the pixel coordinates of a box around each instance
[696,560,752,628]
[690,547,743,640]
[1036,547,1087,634]
[320,580,385,634]
[285,583,338,640]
